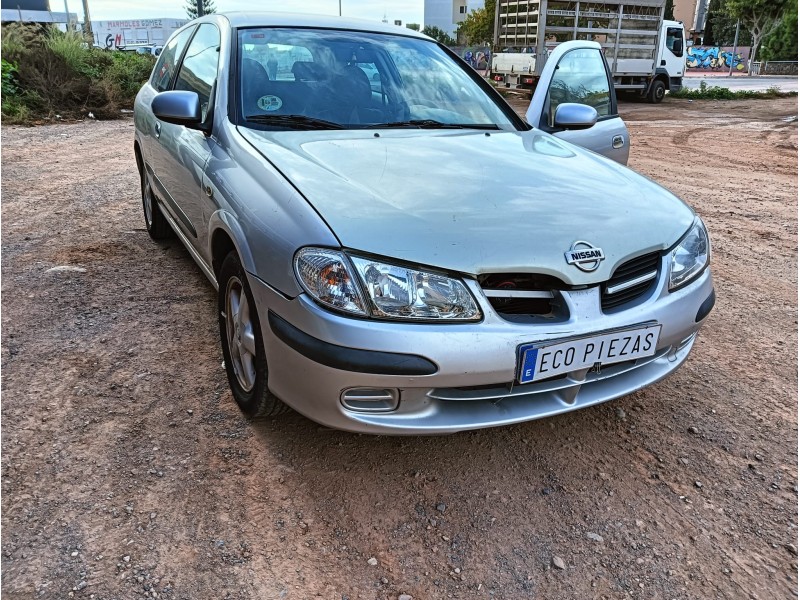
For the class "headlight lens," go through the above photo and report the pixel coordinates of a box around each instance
[294,248,367,315]
[293,248,481,321]
[350,256,481,321]
[669,219,710,291]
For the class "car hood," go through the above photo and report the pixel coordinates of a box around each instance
[238,127,694,285]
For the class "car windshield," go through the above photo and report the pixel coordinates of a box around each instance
[237,27,517,130]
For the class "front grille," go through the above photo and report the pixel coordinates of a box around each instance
[478,273,569,320]
[601,251,661,311]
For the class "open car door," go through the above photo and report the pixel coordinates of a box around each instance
[526,40,630,165]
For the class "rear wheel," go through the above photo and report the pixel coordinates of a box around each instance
[218,251,287,418]
[647,79,666,104]
[140,167,172,239]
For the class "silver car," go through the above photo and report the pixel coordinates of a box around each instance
[134,13,714,434]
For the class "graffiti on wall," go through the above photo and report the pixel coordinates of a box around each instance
[686,46,750,71]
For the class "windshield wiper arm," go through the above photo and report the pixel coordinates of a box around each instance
[244,114,344,130]
[370,119,500,130]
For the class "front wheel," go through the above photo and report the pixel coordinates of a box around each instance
[647,79,666,104]
[218,251,287,418]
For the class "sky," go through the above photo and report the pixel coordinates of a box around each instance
[76,0,425,26]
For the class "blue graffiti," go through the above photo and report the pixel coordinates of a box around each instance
[686,46,746,70]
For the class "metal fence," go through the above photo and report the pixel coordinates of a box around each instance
[752,61,799,76]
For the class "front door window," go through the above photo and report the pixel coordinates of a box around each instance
[545,48,611,127]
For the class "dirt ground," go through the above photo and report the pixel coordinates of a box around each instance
[1,96,797,600]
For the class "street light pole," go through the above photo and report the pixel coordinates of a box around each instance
[338,0,341,16]
[728,19,740,77]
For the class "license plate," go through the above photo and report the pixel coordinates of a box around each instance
[517,324,662,384]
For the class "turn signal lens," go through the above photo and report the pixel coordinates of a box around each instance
[294,248,367,315]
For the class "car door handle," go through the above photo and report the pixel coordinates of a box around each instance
[154,122,161,139]
[612,135,625,149]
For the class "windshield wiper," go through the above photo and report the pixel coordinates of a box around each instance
[370,119,500,130]
[244,114,344,130]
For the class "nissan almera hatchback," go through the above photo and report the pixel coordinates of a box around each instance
[134,12,714,434]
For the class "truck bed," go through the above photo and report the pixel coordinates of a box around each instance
[495,0,664,76]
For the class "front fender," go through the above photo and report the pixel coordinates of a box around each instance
[208,209,258,277]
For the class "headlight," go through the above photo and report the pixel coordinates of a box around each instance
[350,256,481,320]
[294,248,481,321]
[669,219,710,291]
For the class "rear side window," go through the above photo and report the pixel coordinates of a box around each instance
[174,24,221,122]
[151,26,195,92]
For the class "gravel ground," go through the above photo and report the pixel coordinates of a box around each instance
[2,97,797,599]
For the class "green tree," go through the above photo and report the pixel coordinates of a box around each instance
[185,0,216,20]
[456,0,496,45]
[421,25,456,46]
[725,0,790,67]
[760,0,798,61]
[664,0,675,20]
[705,0,751,46]
[406,23,420,31]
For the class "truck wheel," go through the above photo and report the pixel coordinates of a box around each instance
[648,80,666,104]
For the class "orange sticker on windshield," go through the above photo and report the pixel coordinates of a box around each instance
[257,95,282,111]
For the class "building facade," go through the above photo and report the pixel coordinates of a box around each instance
[424,0,485,37]
[673,0,711,42]
[1,0,76,26]
[91,18,188,49]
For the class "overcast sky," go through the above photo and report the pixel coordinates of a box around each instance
[79,0,425,26]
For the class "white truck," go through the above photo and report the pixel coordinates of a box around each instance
[490,0,686,103]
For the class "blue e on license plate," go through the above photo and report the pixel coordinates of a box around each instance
[517,324,662,384]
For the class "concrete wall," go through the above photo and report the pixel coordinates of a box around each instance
[686,45,750,71]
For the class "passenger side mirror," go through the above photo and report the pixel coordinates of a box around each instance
[151,91,207,131]
[553,103,598,131]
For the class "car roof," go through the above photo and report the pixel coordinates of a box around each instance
[198,11,431,40]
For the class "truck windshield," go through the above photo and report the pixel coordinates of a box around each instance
[237,28,518,130]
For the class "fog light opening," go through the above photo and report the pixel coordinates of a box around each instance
[341,388,399,413]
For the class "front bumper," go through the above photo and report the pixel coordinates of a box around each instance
[249,263,714,435]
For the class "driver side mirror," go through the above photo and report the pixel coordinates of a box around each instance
[672,39,682,53]
[553,103,598,131]
[151,91,208,132]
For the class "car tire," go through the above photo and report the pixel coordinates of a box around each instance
[647,79,666,104]
[218,251,288,418]
[140,168,172,240]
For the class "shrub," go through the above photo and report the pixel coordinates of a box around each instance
[670,80,797,100]
[2,58,18,96]
[105,51,155,103]
[0,23,155,122]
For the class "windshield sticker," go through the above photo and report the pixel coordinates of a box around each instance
[257,95,282,111]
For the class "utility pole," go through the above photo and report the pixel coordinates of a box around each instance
[728,19,740,77]
[196,0,204,18]
[338,0,341,16]
[81,0,92,40]
[62,0,71,31]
